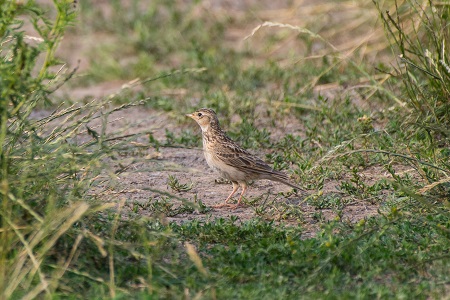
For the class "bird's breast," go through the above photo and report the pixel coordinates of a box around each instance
[202,138,218,169]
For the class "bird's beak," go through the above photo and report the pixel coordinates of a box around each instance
[185,113,194,118]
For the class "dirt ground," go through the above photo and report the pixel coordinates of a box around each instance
[78,106,380,238]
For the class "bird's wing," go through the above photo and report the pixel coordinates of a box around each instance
[208,135,305,190]
[214,141,278,176]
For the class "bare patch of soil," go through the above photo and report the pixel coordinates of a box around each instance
[87,106,381,237]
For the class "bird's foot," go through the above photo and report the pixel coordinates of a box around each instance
[212,202,230,208]
[229,203,246,209]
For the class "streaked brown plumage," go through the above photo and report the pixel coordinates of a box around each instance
[186,108,304,209]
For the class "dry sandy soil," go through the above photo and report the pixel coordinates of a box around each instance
[76,106,381,238]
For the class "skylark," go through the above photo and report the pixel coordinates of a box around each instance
[186,108,304,209]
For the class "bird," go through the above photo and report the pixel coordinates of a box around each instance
[186,108,305,209]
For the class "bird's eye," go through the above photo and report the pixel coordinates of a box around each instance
[197,113,202,117]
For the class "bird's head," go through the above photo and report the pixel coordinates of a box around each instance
[186,108,220,132]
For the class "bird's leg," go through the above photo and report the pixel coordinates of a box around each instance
[213,181,239,208]
[225,181,239,203]
[230,182,247,209]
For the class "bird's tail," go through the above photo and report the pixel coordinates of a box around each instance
[266,171,306,192]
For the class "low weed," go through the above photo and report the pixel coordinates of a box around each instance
[148,197,195,217]
[250,192,305,222]
[228,118,272,149]
[167,174,194,193]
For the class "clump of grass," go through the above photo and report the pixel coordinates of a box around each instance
[376,0,450,134]
[0,2,172,298]
[372,0,450,196]
[0,2,94,297]
[375,1,450,124]
[171,212,449,298]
